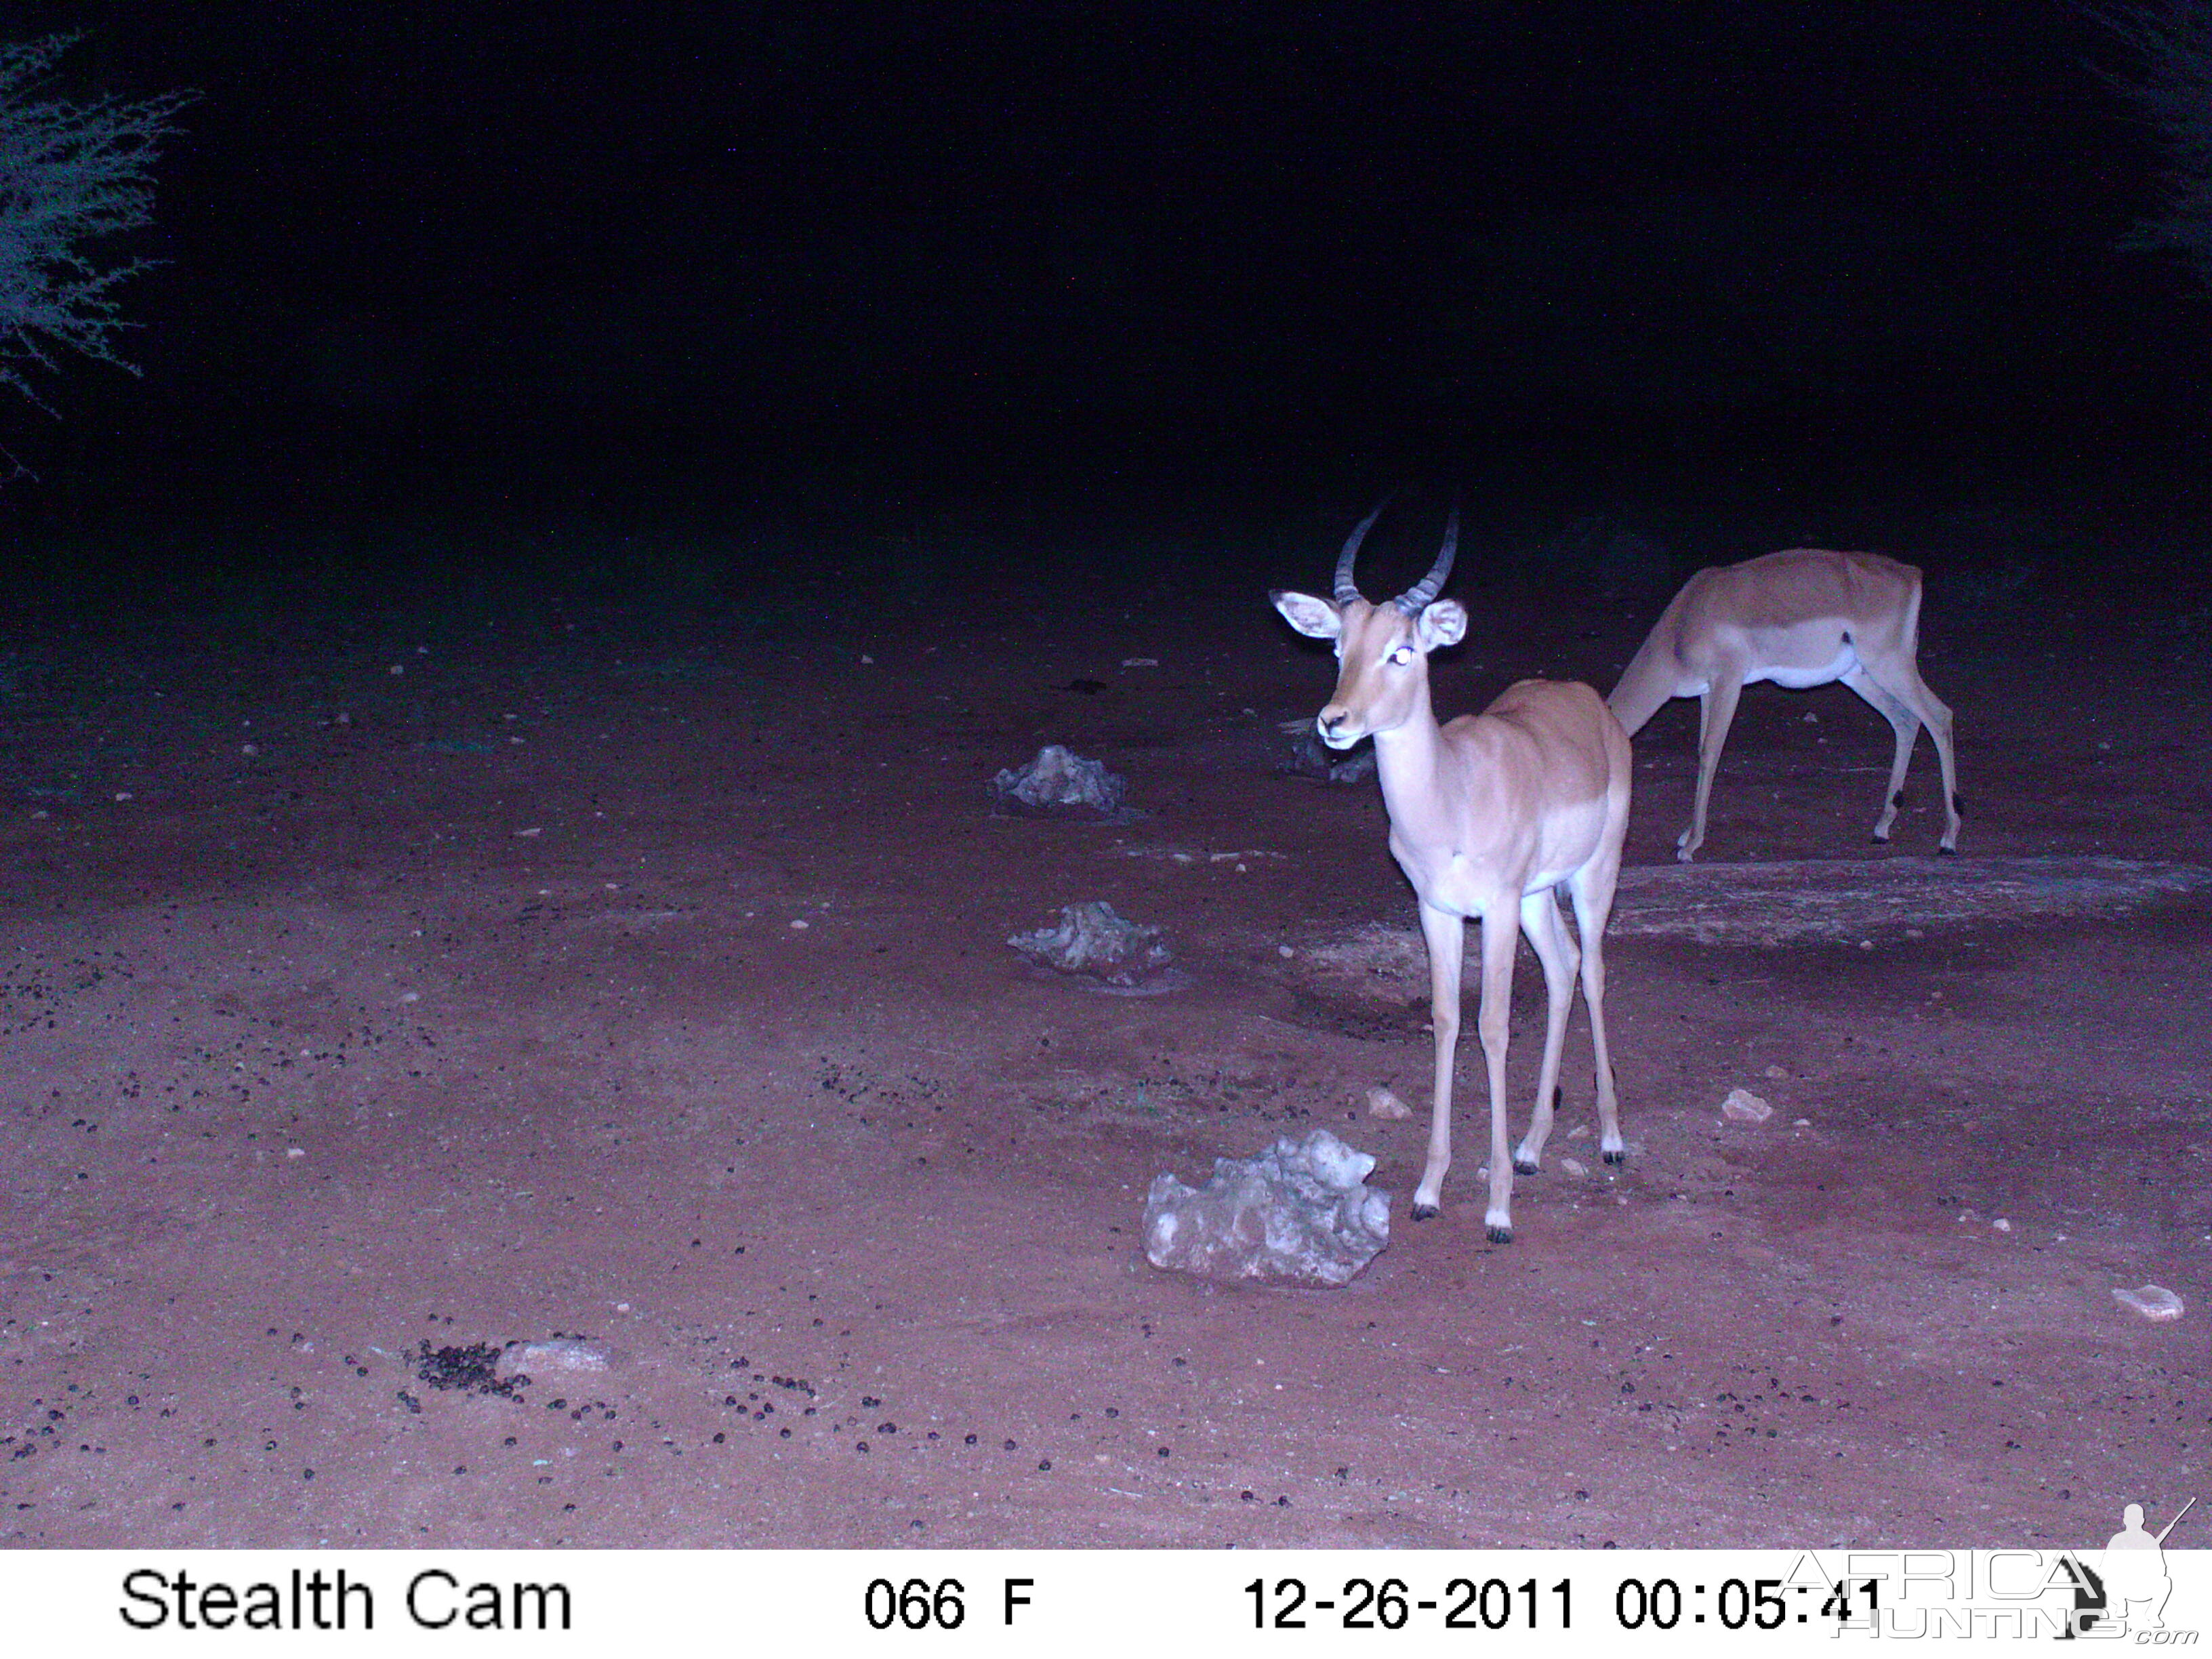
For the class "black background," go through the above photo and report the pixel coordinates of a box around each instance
[3,2,2205,577]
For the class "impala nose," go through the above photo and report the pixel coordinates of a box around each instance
[1317,706,1354,747]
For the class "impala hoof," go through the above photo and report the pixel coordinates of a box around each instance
[1513,1154,1540,1175]
[1410,1202,1439,1221]
[1603,1148,1626,1166]
[1938,843,1957,857]
[1485,1223,1513,1245]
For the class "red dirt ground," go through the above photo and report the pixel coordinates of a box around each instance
[1,547,2205,1549]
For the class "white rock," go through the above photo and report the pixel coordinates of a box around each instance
[1365,1086,1411,1120]
[1143,1129,1390,1287]
[1010,902,1173,988]
[1560,1157,1589,1177]
[497,1336,615,1378]
[2113,1284,2184,1322]
[1721,1087,1774,1123]
[991,744,1126,816]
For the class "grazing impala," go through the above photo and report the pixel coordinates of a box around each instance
[1272,504,1631,1242]
[1609,548,1961,861]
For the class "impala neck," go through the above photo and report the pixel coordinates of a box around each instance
[1368,674,1448,825]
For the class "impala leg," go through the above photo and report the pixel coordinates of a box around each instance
[1410,902,1465,1221]
[1842,665,1920,843]
[1891,668,1962,854]
[1927,687,1963,853]
[1473,903,1521,1243]
[1680,672,1743,862]
[1567,862,1625,1162]
[1848,659,1961,851]
[1513,888,1578,1174]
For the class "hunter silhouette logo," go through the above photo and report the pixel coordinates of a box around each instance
[2091,1497,2196,1635]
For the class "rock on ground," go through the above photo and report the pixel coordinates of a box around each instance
[1143,1128,1391,1287]
[1009,901,1174,987]
[990,744,1126,817]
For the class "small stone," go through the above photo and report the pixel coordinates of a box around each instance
[1762,1064,1788,1081]
[2113,1284,2184,1322]
[1721,1088,1774,1123]
[1992,1218,2011,1232]
[1277,945,1295,959]
[1364,1086,1411,1120]
[498,1338,615,1380]
[515,827,542,838]
[790,919,810,930]
[1559,1157,1589,1178]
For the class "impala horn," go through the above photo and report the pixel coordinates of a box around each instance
[1393,501,1458,615]
[1333,497,1390,605]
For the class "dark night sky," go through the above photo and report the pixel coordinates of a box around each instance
[3,1,2205,532]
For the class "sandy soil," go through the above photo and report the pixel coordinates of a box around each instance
[1,543,2205,1549]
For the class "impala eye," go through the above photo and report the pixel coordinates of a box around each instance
[1387,645,1414,666]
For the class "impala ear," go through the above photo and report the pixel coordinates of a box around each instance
[1418,597,1467,650]
[1271,589,1341,640]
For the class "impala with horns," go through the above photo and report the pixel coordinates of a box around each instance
[1271,502,1632,1242]
[1607,548,1961,861]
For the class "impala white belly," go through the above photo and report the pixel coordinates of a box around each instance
[1744,633,1858,691]
[1396,825,1602,916]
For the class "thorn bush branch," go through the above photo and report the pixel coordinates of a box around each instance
[0,32,196,411]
